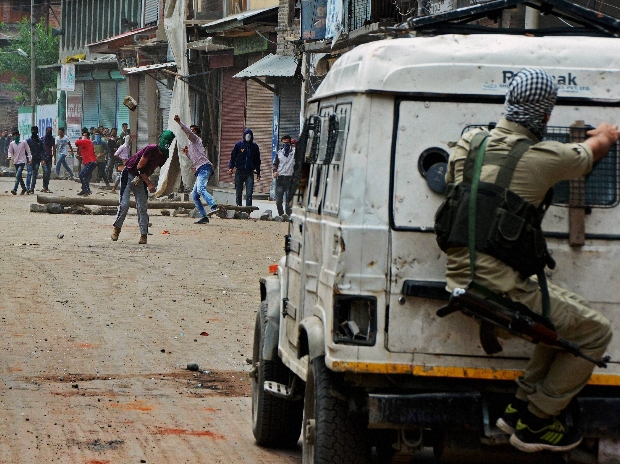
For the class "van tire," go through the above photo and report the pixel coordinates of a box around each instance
[251,301,303,447]
[302,355,370,464]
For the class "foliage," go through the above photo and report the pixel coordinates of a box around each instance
[0,18,59,105]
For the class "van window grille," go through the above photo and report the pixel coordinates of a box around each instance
[462,124,619,208]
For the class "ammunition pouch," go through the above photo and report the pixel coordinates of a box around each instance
[435,180,552,277]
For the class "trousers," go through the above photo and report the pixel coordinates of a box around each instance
[113,169,149,235]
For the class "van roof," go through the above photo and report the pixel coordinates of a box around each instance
[312,34,620,102]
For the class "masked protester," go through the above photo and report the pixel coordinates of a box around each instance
[111,130,175,244]
[228,128,261,207]
[439,68,620,453]
[39,126,55,192]
[25,126,45,194]
[272,134,295,218]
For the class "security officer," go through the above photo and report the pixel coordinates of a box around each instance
[439,68,620,453]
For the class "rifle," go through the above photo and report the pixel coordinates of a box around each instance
[437,288,610,368]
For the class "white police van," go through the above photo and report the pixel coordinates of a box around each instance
[250,34,620,463]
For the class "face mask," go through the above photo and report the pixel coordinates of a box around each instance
[13,136,20,143]
[245,134,251,142]
[94,135,101,143]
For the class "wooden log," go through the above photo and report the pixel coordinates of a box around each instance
[36,194,258,212]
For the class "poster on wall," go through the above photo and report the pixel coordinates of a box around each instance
[66,94,83,140]
[18,104,58,138]
[60,64,76,91]
[302,0,327,40]
[326,0,344,40]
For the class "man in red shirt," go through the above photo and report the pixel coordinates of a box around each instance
[74,130,97,196]
[111,130,175,244]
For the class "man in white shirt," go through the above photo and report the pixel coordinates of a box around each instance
[54,127,75,180]
[7,129,31,195]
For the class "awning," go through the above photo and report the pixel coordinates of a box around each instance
[38,56,118,70]
[234,54,297,79]
[123,62,177,74]
[86,26,158,53]
[200,7,278,33]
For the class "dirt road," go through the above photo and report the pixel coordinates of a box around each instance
[0,177,301,463]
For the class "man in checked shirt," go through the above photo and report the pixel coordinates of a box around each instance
[174,115,218,224]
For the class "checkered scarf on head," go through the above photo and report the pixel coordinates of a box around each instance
[504,68,558,139]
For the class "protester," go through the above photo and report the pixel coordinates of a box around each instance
[92,130,110,188]
[75,130,97,196]
[0,129,10,167]
[25,126,44,194]
[111,130,175,244]
[7,129,30,195]
[110,134,131,194]
[54,127,75,180]
[40,126,55,193]
[228,128,261,207]
[174,115,218,224]
[272,134,295,217]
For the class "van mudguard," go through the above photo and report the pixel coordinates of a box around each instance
[298,316,325,361]
[260,275,281,361]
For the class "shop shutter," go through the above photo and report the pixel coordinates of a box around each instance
[82,81,100,130]
[137,76,149,151]
[116,79,130,129]
[158,81,173,132]
[278,78,302,144]
[219,66,246,185]
[245,57,274,194]
[99,80,117,129]
[144,0,159,25]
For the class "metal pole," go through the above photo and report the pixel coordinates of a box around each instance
[30,0,36,128]
[524,7,540,29]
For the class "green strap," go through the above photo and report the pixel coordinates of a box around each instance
[466,135,551,320]
[469,136,489,279]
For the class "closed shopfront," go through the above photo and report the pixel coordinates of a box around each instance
[277,79,301,143]
[158,81,173,132]
[99,81,117,129]
[219,66,246,185]
[245,75,273,194]
[82,81,100,130]
[116,79,130,128]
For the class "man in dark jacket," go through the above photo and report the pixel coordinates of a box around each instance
[228,128,261,206]
[26,126,45,194]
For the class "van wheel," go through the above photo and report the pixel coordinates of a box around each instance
[251,301,303,447]
[302,355,370,464]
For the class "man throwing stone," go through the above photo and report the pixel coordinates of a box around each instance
[111,130,175,244]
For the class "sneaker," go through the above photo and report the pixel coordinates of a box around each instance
[210,205,219,212]
[195,216,210,224]
[77,190,86,196]
[84,191,92,196]
[27,190,34,195]
[510,417,582,453]
[20,189,26,195]
[111,227,121,241]
[497,398,527,434]
[10,189,16,195]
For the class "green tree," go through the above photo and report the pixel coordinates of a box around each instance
[0,18,59,105]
